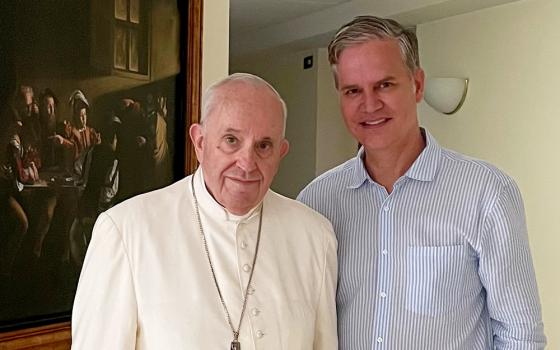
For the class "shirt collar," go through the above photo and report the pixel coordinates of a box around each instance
[347,128,441,189]
[193,168,262,223]
[348,147,372,189]
[404,128,441,182]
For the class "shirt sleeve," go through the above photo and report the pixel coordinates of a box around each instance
[71,212,138,350]
[478,177,546,349]
[297,187,315,210]
[313,222,338,350]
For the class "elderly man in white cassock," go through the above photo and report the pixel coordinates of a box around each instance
[71,73,338,350]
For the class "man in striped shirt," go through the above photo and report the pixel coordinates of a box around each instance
[298,15,546,349]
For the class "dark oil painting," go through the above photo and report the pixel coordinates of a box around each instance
[0,0,189,331]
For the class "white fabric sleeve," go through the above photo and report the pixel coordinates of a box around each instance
[71,212,138,350]
[313,222,338,350]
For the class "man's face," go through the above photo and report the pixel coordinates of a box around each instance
[335,39,424,153]
[43,96,56,119]
[77,107,87,128]
[190,82,289,215]
[24,90,33,105]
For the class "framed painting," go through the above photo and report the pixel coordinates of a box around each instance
[0,0,202,343]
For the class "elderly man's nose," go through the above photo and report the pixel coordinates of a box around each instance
[237,147,257,172]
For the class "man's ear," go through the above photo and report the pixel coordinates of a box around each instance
[189,123,204,163]
[279,139,289,159]
[413,68,425,103]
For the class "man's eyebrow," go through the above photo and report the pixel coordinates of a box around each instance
[222,126,277,138]
[378,75,397,82]
[339,84,360,91]
[339,76,398,90]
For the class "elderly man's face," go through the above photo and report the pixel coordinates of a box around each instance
[190,82,289,215]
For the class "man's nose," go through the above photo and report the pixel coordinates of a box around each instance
[236,146,257,172]
[363,90,383,113]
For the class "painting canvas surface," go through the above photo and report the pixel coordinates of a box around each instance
[0,0,185,331]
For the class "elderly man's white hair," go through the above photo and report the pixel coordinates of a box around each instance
[200,73,288,136]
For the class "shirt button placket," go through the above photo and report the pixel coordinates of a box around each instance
[237,224,253,301]
[375,198,392,348]
[237,220,264,345]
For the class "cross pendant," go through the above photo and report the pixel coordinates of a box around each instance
[230,341,241,350]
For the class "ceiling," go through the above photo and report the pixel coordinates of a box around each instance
[229,0,522,62]
[230,0,351,33]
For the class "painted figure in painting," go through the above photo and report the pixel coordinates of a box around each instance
[0,108,30,278]
[114,98,153,201]
[146,93,172,189]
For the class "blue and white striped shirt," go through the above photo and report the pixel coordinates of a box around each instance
[297,129,546,350]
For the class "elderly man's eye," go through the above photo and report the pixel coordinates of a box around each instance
[344,88,360,96]
[259,141,271,149]
[224,136,237,144]
[256,141,273,155]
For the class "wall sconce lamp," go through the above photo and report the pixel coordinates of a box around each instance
[424,77,469,115]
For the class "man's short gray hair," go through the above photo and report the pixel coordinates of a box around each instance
[328,16,419,79]
[201,73,288,135]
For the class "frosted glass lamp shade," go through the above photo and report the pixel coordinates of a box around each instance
[424,77,469,115]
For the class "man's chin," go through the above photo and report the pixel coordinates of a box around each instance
[222,190,262,214]
[223,198,260,215]
[224,178,262,193]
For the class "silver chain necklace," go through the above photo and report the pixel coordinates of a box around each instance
[191,175,263,350]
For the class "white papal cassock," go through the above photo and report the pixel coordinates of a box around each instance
[71,169,338,350]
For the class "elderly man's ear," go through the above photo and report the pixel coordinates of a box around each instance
[189,123,204,162]
[280,139,290,159]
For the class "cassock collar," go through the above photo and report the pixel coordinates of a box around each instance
[193,168,262,223]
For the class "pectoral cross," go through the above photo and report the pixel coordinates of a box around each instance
[230,341,241,350]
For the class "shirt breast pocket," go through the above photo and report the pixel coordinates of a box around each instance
[406,245,468,316]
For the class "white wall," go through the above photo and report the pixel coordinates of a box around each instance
[228,0,560,343]
[231,50,319,198]
[315,48,358,176]
[227,0,559,344]
[230,0,521,60]
[202,0,229,91]
[417,0,560,346]
[231,49,356,197]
